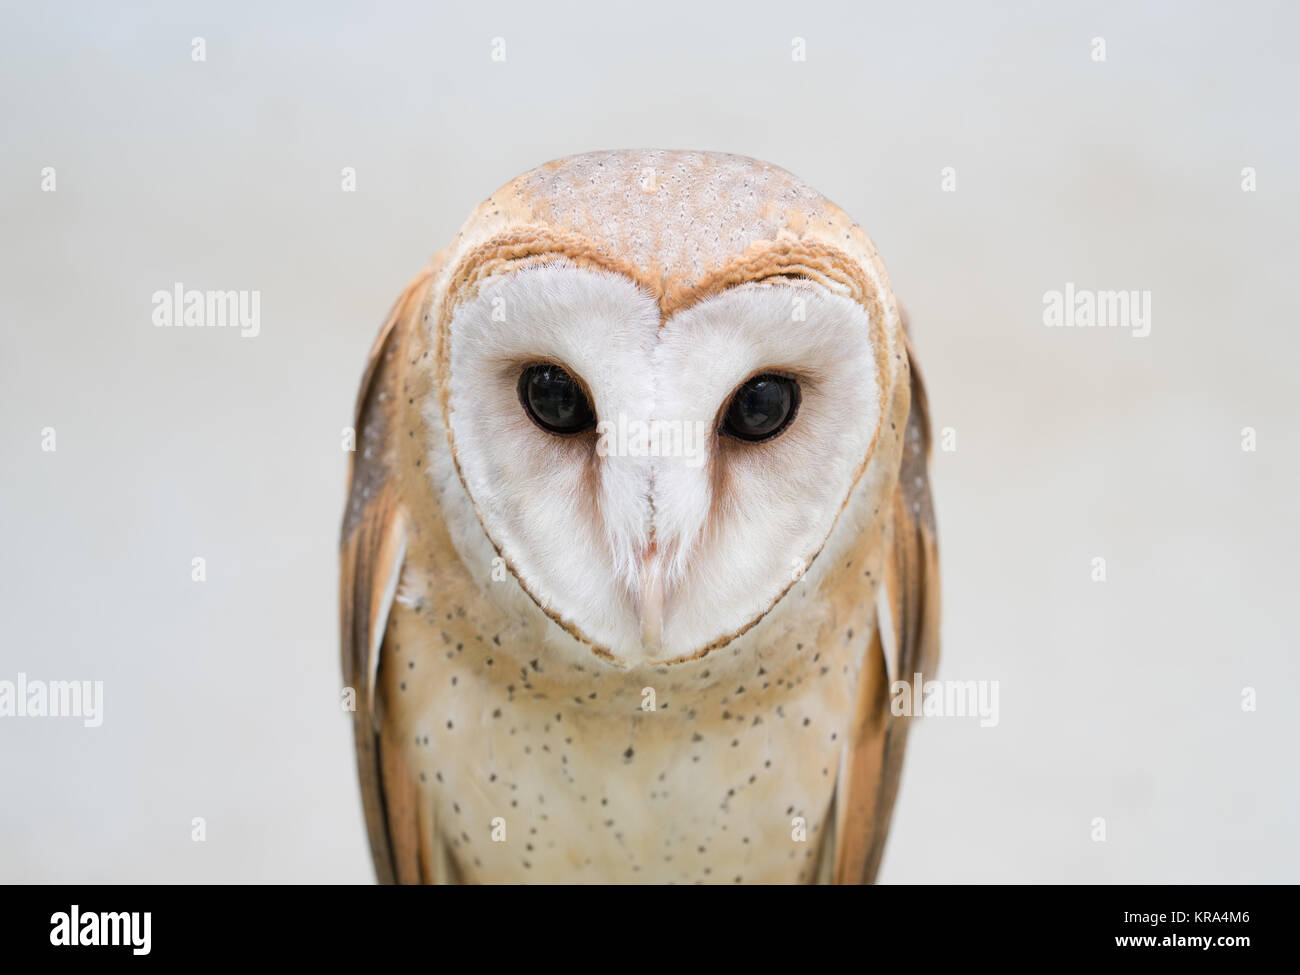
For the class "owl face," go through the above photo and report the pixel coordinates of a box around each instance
[439,260,884,667]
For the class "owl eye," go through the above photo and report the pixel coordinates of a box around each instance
[518,363,597,435]
[721,373,800,443]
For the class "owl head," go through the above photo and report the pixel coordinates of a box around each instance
[405,150,912,669]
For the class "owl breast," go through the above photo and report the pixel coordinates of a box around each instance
[379,518,885,884]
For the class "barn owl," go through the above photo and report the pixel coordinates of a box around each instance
[340,149,939,884]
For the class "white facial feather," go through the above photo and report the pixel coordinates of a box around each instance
[438,263,883,666]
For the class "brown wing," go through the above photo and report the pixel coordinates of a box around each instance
[832,334,941,884]
[340,266,433,884]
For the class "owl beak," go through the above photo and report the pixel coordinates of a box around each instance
[636,545,666,654]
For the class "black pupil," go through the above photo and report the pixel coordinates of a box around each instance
[723,375,796,441]
[520,365,594,433]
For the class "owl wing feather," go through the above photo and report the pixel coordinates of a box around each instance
[340,266,434,884]
[832,332,941,884]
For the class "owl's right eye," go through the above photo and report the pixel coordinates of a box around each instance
[518,363,597,435]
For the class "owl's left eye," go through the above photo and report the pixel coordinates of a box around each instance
[518,363,597,435]
[721,373,800,442]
